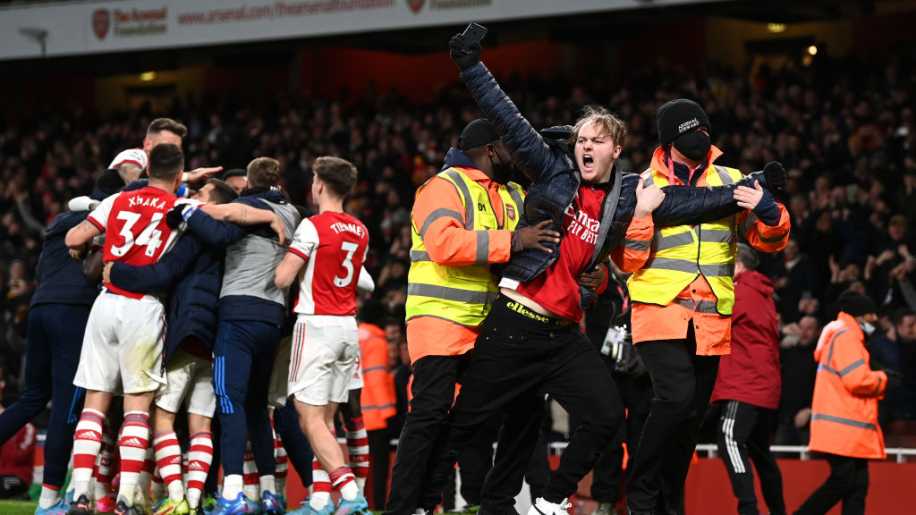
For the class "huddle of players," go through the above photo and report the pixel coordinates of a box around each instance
[50,119,373,515]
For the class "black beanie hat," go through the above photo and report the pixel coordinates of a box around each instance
[459,118,500,151]
[838,291,878,317]
[656,98,711,146]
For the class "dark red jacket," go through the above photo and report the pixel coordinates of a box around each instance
[712,270,781,409]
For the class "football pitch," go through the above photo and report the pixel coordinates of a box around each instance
[0,500,37,515]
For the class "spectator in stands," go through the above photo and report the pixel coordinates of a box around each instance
[892,309,916,421]
[776,315,820,445]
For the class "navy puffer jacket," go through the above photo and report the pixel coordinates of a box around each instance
[460,62,769,285]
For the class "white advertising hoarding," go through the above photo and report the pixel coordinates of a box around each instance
[1,0,722,60]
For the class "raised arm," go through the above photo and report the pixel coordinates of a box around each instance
[449,31,562,181]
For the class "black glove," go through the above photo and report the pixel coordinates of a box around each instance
[165,205,185,229]
[449,33,481,71]
[884,369,903,390]
[762,161,786,195]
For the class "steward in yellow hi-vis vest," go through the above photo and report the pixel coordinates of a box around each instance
[620,98,791,514]
[388,119,559,515]
[405,165,523,334]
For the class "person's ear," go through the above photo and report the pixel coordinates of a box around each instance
[612,144,622,160]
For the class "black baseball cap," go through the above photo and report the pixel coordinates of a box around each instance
[458,119,500,151]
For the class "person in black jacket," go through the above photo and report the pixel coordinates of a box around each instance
[418,26,788,515]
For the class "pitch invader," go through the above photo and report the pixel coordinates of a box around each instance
[275,156,371,515]
[64,144,193,515]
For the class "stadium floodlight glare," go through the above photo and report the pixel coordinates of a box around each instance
[807,45,818,56]
[140,71,158,82]
[767,23,787,33]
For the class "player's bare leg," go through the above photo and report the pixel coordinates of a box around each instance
[298,402,345,472]
[292,401,364,513]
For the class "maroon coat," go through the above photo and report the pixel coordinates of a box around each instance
[711,270,781,409]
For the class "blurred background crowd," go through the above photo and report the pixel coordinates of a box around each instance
[1,46,915,447]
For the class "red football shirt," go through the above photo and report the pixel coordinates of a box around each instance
[289,211,370,316]
[502,184,608,322]
[87,185,182,299]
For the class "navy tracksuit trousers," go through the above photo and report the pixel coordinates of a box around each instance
[0,304,88,488]
[213,319,282,477]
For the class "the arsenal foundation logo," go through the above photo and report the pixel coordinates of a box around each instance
[92,9,110,40]
[407,0,425,14]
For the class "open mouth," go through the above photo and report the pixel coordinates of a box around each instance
[583,154,594,168]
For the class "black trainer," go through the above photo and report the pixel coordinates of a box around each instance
[66,495,93,515]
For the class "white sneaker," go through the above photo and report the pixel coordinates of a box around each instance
[527,497,571,515]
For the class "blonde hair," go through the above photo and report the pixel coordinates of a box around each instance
[571,105,627,148]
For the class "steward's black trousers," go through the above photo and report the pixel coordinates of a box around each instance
[626,323,719,514]
[425,296,625,507]
[795,454,868,515]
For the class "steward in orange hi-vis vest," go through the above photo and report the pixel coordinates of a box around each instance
[358,322,396,431]
[809,312,887,459]
[797,292,894,515]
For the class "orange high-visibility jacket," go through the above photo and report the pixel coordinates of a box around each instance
[808,312,887,459]
[359,322,397,431]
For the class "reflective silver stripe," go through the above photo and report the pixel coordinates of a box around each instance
[818,364,840,376]
[410,250,431,262]
[818,361,865,378]
[714,165,735,185]
[407,283,496,304]
[826,329,849,364]
[655,232,694,250]
[624,239,650,251]
[419,208,463,238]
[811,413,877,430]
[642,175,655,187]
[444,170,475,229]
[700,263,734,277]
[674,298,719,313]
[647,257,698,273]
[839,359,866,376]
[647,257,733,277]
[700,229,734,244]
[362,365,387,373]
[476,231,489,264]
[506,183,524,217]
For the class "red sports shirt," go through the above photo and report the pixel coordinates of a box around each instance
[87,185,182,299]
[501,184,608,322]
[289,211,370,316]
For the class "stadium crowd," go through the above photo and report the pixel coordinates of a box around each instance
[0,42,915,512]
